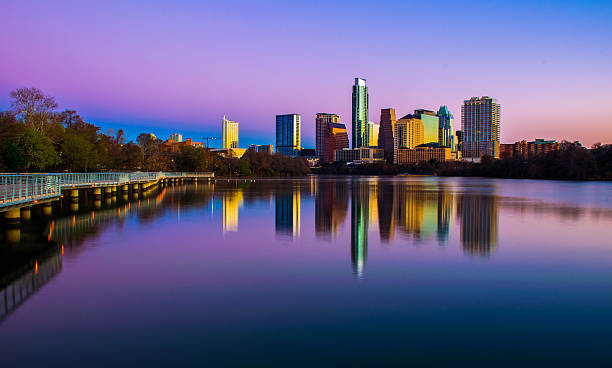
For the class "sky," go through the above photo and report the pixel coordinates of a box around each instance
[1,0,611,148]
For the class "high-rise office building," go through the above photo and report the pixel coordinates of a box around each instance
[222,116,239,149]
[365,121,379,147]
[378,108,397,163]
[413,109,439,144]
[169,133,183,143]
[394,115,424,163]
[455,130,463,152]
[328,123,350,163]
[248,144,274,153]
[351,78,369,148]
[316,113,340,164]
[275,114,301,157]
[461,96,501,158]
[437,106,455,149]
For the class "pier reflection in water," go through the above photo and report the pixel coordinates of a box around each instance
[1,176,612,366]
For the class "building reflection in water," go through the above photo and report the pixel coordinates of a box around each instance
[458,193,498,257]
[315,179,349,240]
[436,184,454,245]
[222,189,243,233]
[377,180,395,243]
[275,185,301,240]
[351,178,369,278]
[308,178,502,276]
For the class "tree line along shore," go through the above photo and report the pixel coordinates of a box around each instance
[1,87,611,181]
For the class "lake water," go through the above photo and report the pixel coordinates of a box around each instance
[1,176,612,366]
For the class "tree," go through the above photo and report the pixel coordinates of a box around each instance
[122,142,143,170]
[10,88,58,133]
[176,145,210,172]
[0,111,26,142]
[58,109,84,128]
[17,129,59,171]
[137,133,159,158]
[2,139,26,171]
[61,132,98,171]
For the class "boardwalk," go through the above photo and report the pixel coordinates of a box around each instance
[0,172,213,211]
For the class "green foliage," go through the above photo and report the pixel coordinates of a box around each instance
[61,132,98,171]
[175,145,210,172]
[2,139,26,171]
[17,129,60,171]
[122,142,143,170]
[242,151,310,176]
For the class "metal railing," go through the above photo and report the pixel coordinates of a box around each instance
[0,174,61,207]
[0,171,213,209]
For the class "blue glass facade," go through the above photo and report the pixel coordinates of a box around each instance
[437,105,455,149]
[352,78,369,148]
[461,97,500,158]
[276,114,301,157]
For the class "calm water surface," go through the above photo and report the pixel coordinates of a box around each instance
[1,176,612,366]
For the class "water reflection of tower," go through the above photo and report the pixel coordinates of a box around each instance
[392,182,454,243]
[351,179,369,278]
[436,185,453,245]
[222,189,243,233]
[395,184,425,239]
[275,186,301,240]
[377,180,395,243]
[368,181,378,229]
[458,194,498,256]
[315,179,349,240]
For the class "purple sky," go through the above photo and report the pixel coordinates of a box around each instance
[1,0,611,147]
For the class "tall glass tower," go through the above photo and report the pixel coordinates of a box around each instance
[378,108,397,163]
[222,115,239,149]
[461,96,501,158]
[351,78,369,148]
[316,113,340,164]
[275,114,301,157]
[437,105,455,149]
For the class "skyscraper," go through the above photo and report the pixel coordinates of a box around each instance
[413,109,439,144]
[328,123,349,163]
[316,113,340,164]
[351,78,369,148]
[365,121,379,147]
[394,115,424,162]
[437,106,455,149]
[461,96,501,158]
[276,114,301,157]
[456,130,463,153]
[169,133,183,143]
[378,108,397,163]
[222,116,239,149]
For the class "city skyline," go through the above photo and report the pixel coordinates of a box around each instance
[1,1,611,147]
